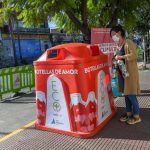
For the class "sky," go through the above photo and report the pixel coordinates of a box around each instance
[48,22,58,29]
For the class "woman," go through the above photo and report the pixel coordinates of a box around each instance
[110,25,141,125]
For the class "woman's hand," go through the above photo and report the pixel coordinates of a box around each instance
[115,56,124,60]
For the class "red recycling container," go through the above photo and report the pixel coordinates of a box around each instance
[34,43,116,138]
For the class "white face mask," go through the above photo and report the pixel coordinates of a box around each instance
[112,35,119,42]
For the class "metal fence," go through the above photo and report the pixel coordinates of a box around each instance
[0,65,34,101]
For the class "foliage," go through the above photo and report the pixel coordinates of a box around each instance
[0,1,18,66]
[133,0,150,34]
[137,47,143,62]
[0,0,149,40]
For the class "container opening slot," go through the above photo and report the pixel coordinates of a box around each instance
[48,50,58,58]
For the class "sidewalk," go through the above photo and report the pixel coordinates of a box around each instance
[0,92,36,138]
[0,70,150,149]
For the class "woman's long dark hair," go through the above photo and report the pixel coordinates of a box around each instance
[110,25,125,38]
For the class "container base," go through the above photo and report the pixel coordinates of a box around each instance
[35,110,117,138]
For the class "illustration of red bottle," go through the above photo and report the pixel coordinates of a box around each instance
[70,91,97,132]
[36,91,46,125]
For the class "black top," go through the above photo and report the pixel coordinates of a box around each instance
[117,45,125,56]
[117,45,125,63]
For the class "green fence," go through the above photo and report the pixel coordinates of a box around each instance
[0,65,35,101]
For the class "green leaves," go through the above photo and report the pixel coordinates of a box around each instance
[0,0,149,39]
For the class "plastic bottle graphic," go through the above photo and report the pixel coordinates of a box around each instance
[70,93,87,132]
[99,76,105,104]
[36,91,46,125]
[70,91,97,132]
[46,75,71,131]
[97,70,112,125]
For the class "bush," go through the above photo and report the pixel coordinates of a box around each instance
[137,47,143,62]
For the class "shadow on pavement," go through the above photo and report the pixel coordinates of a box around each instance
[141,90,150,93]
[94,107,150,141]
[1,92,36,104]
[2,100,35,104]
[13,92,35,98]
[0,132,11,136]
[22,107,150,141]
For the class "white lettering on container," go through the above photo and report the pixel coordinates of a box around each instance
[35,69,78,75]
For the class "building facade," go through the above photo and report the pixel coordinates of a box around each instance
[0,19,52,68]
[0,19,84,68]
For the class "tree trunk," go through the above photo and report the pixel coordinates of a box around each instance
[8,18,18,66]
[107,0,120,28]
[81,0,88,27]
[17,31,22,60]
[80,0,91,43]
[65,9,91,43]
[142,37,146,69]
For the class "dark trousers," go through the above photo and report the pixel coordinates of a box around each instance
[120,74,140,115]
[125,95,140,115]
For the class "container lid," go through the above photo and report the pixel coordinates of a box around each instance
[34,43,107,65]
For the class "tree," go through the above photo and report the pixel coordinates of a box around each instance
[1,0,149,42]
[0,2,18,66]
[134,1,150,34]
[133,0,150,68]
